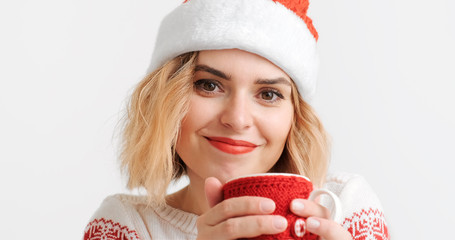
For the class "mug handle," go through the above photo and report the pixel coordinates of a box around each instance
[308,189,343,224]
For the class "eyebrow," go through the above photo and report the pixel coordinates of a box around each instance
[194,64,291,86]
[194,65,230,80]
[255,78,291,87]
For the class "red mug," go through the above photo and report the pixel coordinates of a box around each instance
[222,173,342,240]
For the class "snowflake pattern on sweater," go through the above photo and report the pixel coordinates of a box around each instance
[83,210,389,240]
[84,218,140,240]
[343,208,389,240]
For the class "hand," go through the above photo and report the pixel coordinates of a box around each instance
[196,177,288,240]
[290,198,353,240]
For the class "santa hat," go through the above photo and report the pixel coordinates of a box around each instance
[148,0,319,101]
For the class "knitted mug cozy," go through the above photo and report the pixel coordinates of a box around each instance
[222,174,319,240]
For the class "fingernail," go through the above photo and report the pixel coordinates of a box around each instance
[273,216,288,230]
[260,200,275,212]
[292,199,305,211]
[306,218,320,229]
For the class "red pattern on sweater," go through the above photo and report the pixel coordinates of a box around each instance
[84,209,390,240]
[84,218,140,240]
[343,208,390,240]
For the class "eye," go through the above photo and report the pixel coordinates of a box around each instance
[261,91,275,101]
[201,81,216,91]
[259,89,284,103]
[194,79,222,94]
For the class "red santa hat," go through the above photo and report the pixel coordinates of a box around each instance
[148,0,319,101]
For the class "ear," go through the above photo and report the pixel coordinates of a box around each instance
[204,177,223,208]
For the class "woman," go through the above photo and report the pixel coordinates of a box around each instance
[84,0,389,239]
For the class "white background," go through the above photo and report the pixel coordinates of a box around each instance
[1,0,454,239]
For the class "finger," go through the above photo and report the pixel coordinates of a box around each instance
[306,217,353,240]
[212,215,288,239]
[205,177,223,208]
[203,196,276,226]
[290,199,330,218]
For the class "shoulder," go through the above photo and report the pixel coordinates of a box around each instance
[89,194,148,218]
[83,194,149,240]
[324,172,383,209]
[322,172,391,240]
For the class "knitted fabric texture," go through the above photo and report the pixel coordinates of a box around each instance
[222,175,317,240]
[84,218,140,240]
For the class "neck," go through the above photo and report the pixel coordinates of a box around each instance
[166,174,210,215]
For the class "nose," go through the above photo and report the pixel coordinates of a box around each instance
[220,94,253,131]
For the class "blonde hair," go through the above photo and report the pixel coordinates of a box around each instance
[270,84,331,187]
[120,51,330,206]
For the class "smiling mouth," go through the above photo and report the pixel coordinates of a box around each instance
[205,137,258,155]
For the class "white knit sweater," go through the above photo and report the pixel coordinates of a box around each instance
[83,172,390,240]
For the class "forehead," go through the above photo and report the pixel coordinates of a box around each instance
[196,49,291,80]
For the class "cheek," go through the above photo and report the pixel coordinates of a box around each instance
[181,97,217,131]
[177,97,217,151]
[261,106,294,147]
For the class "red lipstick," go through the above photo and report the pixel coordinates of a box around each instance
[206,137,257,154]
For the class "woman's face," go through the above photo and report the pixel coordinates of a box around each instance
[176,49,294,184]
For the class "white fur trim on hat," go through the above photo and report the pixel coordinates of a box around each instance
[147,0,319,101]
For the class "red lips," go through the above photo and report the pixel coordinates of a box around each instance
[206,137,258,154]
